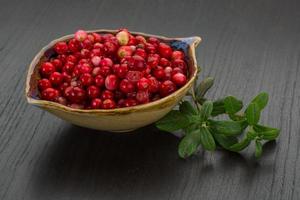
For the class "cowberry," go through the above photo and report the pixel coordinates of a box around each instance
[87,85,100,98]
[75,30,88,42]
[54,42,68,54]
[137,77,150,90]
[49,72,63,86]
[38,79,52,91]
[40,62,55,77]
[105,74,118,90]
[172,50,184,60]
[94,74,105,87]
[116,30,130,46]
[136,90,149,103]
[80,73,94,86]
[119,79,135,93]
[102,99,116,109]
[172,72,187,86]
[158,43,172,59]
[101,90,114,100]
[160,80,176,97]
[41,88,59,101]
[117,46,133,58]
[91,98,102,109]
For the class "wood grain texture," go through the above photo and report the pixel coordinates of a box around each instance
[0,0,300,199]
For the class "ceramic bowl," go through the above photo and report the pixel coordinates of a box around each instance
[25,29,201,132]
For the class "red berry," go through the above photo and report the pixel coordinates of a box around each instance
[105,74,118,90]
[147,54,160,68]
[49,72,63,86]
[94,74,105,87]
[68,39,80,52]
[101,90,114,100]
[51,59,63,71]
[133,55,146,70]
[80,73,94,86]
[54,42,68,54]
[136,90,149,103]
[90,48,102,57]
[145,43,157,54]
[137,77,150,90]
[57,96,67,105]
[80,49,90,58]
[148,37,159,46]
[62,61,75,74]
[172,59,187,72]
[135,35,147,44]
[127,35,137,45]
[119,79,135,93]
[102,99,116,109]
[172,72,187,86]
[159,58,170,67]
[38,79,52,91]
[58,82,69,93]
[126,71,143,82]
[115,64,128,78]
[158,43,173,59]
[87,85,100,98]
[66,55,77,64]
[64,86,86,103]
[124,98,138,107]
[92,33,102,43]
[62,72,72,82]
[40,62,55,77]
[81,39,93,50]
[100,58,113,68]
[148,77,160,93]
[160,80,177,97]
[41,88,59,101]
[172,67,184,75]
[87,34,95,43]
[117,46,133,58]
[91,98,102,109]
[164,66,173,80]
[135,48,147,59]
[172,50,184,60]
[92,67,101,76]
[100,66,111,76]
[75,30,88,42]
[153,66,165,80]
[79,63,92,74]
[104,41,118,55]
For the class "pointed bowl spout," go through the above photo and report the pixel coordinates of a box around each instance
[25,29,202,132]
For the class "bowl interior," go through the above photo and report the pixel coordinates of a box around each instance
[26,30,200,113]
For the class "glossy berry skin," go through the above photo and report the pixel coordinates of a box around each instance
[105,74,118,90]
[137,77,150,90]
[54,42,68,54]
[90,98,102,109]
[87,85,100,98]
[80,73,94,86]
[40,62,55,77]
[102,99,116,109]
[160,80,176,97]
[117,46,133,58]
[94,74,105,87]
[38,29,188,109]
[49,72,63,86]
[148,77,160,93]
[64,86,86,103]
[171,50,184,60]
[41,88,59,101]
[101,90,114,100]
[38,79,52,91]
[51,59,63,71]
[172,72,187,86]
[136,90,149,103]
[158,43,172,59]
[119,79,135,93]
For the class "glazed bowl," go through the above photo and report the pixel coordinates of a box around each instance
[25,29,201,132]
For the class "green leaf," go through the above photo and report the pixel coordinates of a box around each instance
[209,120,244,136]
[228,136,252,152]
[212,132,238,150]
[253,124,280,140]
[199,127,216,151]
[180,101,197,116]
[156,110,190,132]
[211,99,226,116]
[196,77,214,98]
[251,92,269,110]
[224,96,243,114]
[183,124,198,135]
[255,140,263,158]
[200,101,213,121]
[245,103,261,125]
[178,129,202,158]
[229,113,245,121]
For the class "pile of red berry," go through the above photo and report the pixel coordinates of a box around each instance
[38,29,188,109]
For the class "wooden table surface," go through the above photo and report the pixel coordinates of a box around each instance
[1,0,300,199]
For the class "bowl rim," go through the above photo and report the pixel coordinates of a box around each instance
[25,29,201,114]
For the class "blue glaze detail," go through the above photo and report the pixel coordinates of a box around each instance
[170,40,189,57]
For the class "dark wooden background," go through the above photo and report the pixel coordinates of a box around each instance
[1,0,300,199]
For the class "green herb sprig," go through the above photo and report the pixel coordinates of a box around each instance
[156,75,280,159]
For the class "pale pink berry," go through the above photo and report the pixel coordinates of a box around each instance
[91,56,101,66]
[75,30,88,42]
